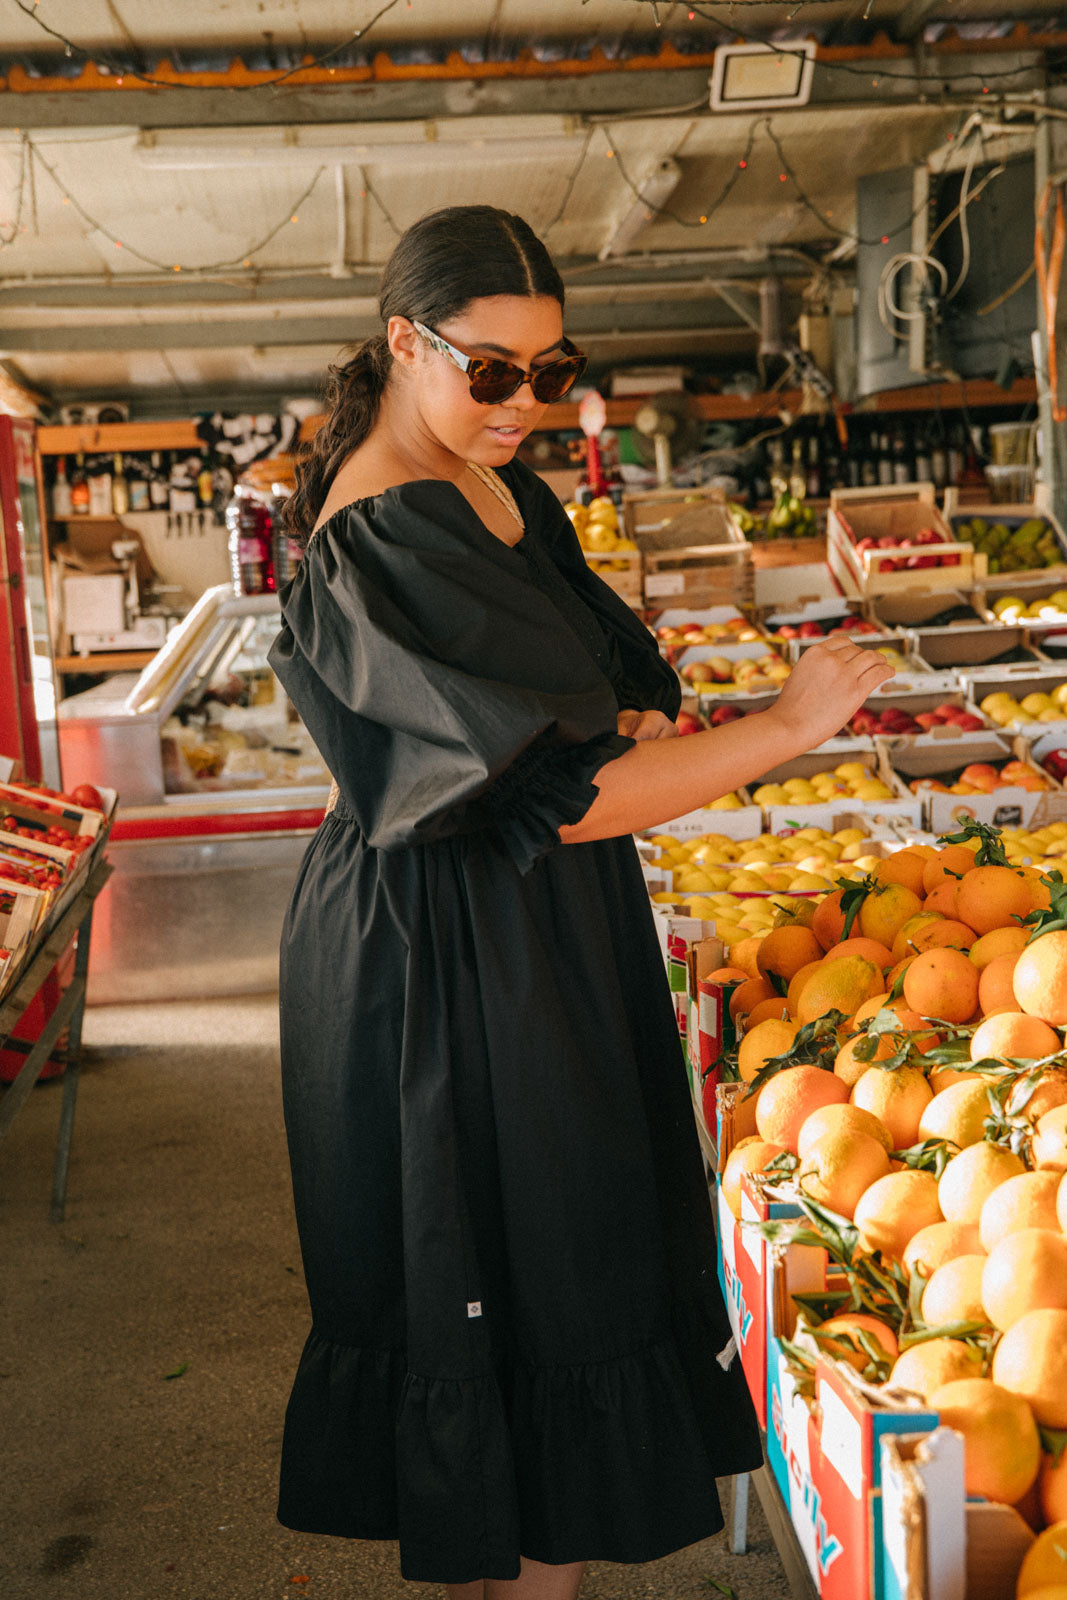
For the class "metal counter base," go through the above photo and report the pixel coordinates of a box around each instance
[86,826,314,1004]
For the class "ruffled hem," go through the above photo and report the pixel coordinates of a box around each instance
[484,730,634,875]
[276,1299,763,1584]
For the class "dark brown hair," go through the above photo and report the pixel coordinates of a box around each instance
[284,205,566,544]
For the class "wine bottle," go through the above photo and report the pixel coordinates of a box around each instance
[70,453,90,515]
[111,453,129,516]
[149,450,170,509]
[51,456,73,518]
[877,429,893,487]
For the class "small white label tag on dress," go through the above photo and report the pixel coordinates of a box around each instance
[467,1301,482,1319]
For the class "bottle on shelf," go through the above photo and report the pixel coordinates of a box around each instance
[891,424,912,486]
[929,417,948,491]
[149,451,170,509]
[128,463,150,513]
[225,484,276,597]
[946,422,965,486]
[111,453,129,517]
[876,429,893,487]
[788,438,807,501]
[859,425,878,488]
[913,421,933,485]
[196,460,214,507]
[805,427,823,499]
[70,453,90,515]
[51,456,73,519]
[269,483,302,589]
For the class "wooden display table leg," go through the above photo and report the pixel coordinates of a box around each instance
[0,859,111,1221]
[49,900,95,1222]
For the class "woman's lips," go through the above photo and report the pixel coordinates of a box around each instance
[486,423,524,441]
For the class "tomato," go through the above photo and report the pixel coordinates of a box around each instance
[68,784,104,812]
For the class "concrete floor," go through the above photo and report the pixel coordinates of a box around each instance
[0,994,790,1600]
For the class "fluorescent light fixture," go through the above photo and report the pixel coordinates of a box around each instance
[136,116,584,169]
[598,158,682,262]
[709,42,816,112]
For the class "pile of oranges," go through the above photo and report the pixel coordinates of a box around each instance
[715,826,1067,1556]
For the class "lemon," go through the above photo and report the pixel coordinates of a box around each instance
[706,793,744,810]
[835,761,873,780]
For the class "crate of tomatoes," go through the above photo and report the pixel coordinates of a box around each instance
[0,779,112,970]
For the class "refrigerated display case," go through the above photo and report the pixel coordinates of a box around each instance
[56,585,329,1002]
[0,416,61,787]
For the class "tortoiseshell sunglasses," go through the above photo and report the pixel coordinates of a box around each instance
[411,319,587,405]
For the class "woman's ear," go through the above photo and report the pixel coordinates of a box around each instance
[387,315,420,371]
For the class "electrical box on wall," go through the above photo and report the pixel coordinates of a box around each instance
[855,154,1037,397]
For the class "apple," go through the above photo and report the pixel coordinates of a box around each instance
[1043,748,1067,782]
[914,711,940,730]
[705,656,735,683]
[798,621,824,638]
[952,713,985,732]
[776,623,800,639]
[675,710,704,736]
[709,704,745,726]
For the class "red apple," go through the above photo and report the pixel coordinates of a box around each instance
[776,624,800,640]
[953,713,985,732]
[675,711,704,736]
[709,704,745,726]
[798,621,824,638]
[914,711,940,730]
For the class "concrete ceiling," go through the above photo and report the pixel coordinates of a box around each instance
[0,1,1056,412]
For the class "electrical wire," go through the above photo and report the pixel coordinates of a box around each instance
[28,139,329,272]
[9,0,404,91]
[361,171,403,239]
[544,126,595,232]
[977,257,1036,316]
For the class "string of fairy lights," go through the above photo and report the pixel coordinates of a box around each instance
[0,0,1055,275]
[11,0,407,90]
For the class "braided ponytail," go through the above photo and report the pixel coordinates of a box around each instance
[284,335,391,546]
[284,205,565,546]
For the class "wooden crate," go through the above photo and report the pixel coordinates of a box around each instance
[827,483,984,598]
[748,534,826,568]
[582,549,643,609]
[622,488,753,610]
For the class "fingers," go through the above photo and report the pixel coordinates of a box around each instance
[616,709,642,737]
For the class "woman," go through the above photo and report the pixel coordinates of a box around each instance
[269,205,891,1600]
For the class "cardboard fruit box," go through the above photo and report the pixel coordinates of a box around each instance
[865,589,989,631]
[851,687,991,748]
[674,637,789,699]
[905,620,1046,674]
[750,743,922,835]
[944,495,1067,591]
[879,1430,1034,1600]
[646,793,764,842]
[651,604,770,659]
[884,732,1067,831]
[828,485,984,600]
[0,877,49,999]
[959,663,1067,742]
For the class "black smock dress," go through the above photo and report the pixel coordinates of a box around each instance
[268,459,762,1585]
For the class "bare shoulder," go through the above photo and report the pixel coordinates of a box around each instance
[312,443,433,534]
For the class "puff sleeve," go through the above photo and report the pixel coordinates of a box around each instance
[268,482,633,871]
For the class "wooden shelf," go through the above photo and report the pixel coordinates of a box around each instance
[34,377,1041,459]
[56,651,156,674]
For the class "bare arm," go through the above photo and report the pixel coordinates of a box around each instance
[560,636,895,844]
